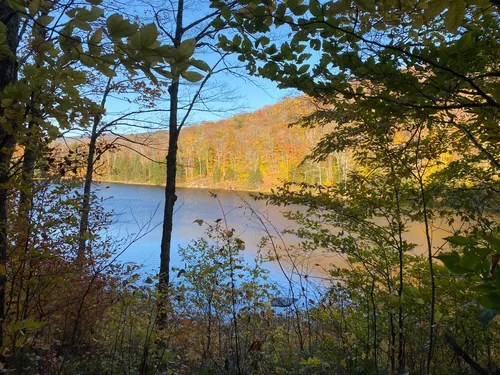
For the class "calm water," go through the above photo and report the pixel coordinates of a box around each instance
[95,183,324,287]
[95,183,453,288]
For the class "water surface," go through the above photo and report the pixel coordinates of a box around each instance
[96,183,318,287]
[95,183,453,287]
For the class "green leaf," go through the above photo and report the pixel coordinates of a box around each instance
[292,5,308,15]
[479,293,500,310]
[256,36,270,47]
[425,0,449,20]
[309,0,323,17]
[47,125,60,139]
[485,235,500,251]
[99,53,118,63]
[140,48,163,65]
[178,38,196,59]
[156,45,179,60]
[467,0,488,4]
[233,34,242,46]
[96,64,117,78]
[130,23,159,50]
[37,15,54,27]
[211,17,225,30]
[326,0,350,15]
[298,64,310,74]
[89,27,103,44]
[154,68,174,79]
[106,14,137,39]
[354,0,375,11]
[80,54,95,67]
[444,0,466,33]
[76,6,104,22]
[189,59,211,72]
[444,235,478,246]
[28,0,40,15]
[436,251,470,274]
[288,0,299,10]
[72,19,92,32]
[86,0,103,4]
[221,6,231,20]
[0,27,5,45]
[181,71,204,82]
[7,0,26,12]
[24,317,45,330]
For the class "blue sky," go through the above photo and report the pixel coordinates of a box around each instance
[99,69,296,136]
[94,0,299,133]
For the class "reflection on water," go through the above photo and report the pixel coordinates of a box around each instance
[95,182,454,288]
[96,183,318,287]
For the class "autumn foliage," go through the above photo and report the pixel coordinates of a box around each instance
[59,96,351,191]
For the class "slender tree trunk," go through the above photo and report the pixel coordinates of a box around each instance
[18,7,47,227]
[420,179,436,375]
[19,123,37,217]
[453,122,500,171]
[370,278,378,374]
[15,120,38,280]
[389,312,396,373]
[443,332,490,375]
[0,2,19,349]
[78,79,111,256]
[394,186,405,373]
[77,130,99,256]
[159,84,179,291]
[159,0,184,295]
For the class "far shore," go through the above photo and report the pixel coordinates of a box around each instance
[93,178,273,194]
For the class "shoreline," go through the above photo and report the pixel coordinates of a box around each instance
[93,178,273,194]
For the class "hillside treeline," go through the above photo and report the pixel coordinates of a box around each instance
[74,96,350,190]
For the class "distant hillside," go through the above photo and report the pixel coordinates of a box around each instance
[64,96,351,191]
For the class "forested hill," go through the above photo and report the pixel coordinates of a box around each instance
[69,96,351,191]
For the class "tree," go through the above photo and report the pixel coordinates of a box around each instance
[0,0,178,347]
[75,68,166,256]
[211,0,500,169]
[151,0,243,294]
[210,0,500,373]
[0,0,98,348]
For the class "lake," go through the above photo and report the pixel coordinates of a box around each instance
[96,182,328,290]
[95,182,453,290]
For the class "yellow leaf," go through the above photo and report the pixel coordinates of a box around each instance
[380,339,389,352]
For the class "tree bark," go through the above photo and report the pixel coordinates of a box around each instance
[420,180,436,375]
[19,124,37,219]
[77,131,98,256]
[394,186,405,373]
[0,2,20,349]
[159,82,179,291]
[158,0,184,294]
[78,79,111,257]
[443,332,490,375]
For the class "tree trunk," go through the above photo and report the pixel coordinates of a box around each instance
[421,179,436,375]
[19,123,37,218]
[394,185,405,373]
[78,79,111,257]
[78,130,99,256]
[158,0,184,295]
[0,2,20,349]
[159,82,179,291]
